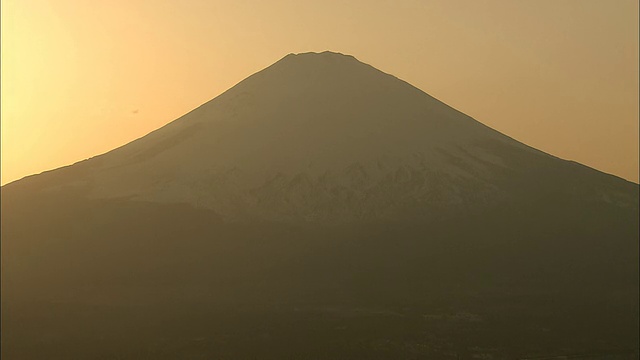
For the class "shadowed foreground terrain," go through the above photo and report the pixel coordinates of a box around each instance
[2,187,638,359]
[2,52,639,359]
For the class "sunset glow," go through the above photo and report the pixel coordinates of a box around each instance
[2,0,638,184]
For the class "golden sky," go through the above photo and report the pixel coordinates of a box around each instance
[2,0,638,184]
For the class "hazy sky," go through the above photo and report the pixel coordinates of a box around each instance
[2,0,638,184]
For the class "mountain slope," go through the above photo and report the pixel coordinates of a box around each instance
[4,51,637,222]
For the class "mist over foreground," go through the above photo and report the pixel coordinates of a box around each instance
[2,52,638,359]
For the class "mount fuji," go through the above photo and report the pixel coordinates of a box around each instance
[2,51,638,359]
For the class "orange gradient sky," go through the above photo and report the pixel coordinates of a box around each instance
[2,0,638,185]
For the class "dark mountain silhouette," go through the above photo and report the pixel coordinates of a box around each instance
[2,51,638,359]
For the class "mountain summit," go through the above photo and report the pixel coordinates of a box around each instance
[6,51,635,222]
[2,52,638,359]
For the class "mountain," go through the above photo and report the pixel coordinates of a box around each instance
[2,51,638,359]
